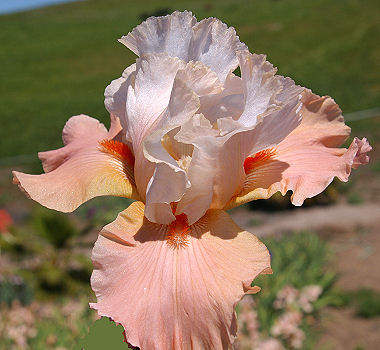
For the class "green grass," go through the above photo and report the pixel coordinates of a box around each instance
[0,0,379,158]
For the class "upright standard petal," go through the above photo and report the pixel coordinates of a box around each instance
[237,51,303,128]
[126,53,186,148]
[143,60,223,224]
[174,114,220,224]
[143,75,200,224]
[125,53,187,204]
[91,202,270,350]
[188,17,247,83]
[120,11,247,83]
[120,11,197,61]
[13,114,139,212]
[207,52,303,210]
[104,63,136,135]
[226,90,372,208]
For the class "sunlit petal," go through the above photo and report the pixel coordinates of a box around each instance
[91,202,270,350]
[13,114,138,212]
[120,11,247,83]
[226,90,372,208]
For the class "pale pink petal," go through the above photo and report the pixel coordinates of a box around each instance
[175,60,223,96]
[173,98,301,217]
[172,57,303,216]
[226,90,372,208]
[13,115,138,212]
[126,53,186,148]
[119,11,197,61]
[198,72,244,123]
[104,63,136,136]
[125,53,187,202]
[144,163,189,224]
[142,61,224,224]
[188,17,247,83]
[351,137,372,169]
[207,52,302,209]
[120,11,247,83]
[90,202,270,350]
[38,114,111,172]
[237,51,303,128]
[209,98,300,210]
[142,74,201,224]
[175,114,220,224]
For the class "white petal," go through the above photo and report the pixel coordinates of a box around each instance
[143,77,200,224]
[104,64,136,133]
[237,52,282,127]
[124,54,186,200]
[120,11,247,84]
[145,164,188,224]
[175,60,223,96]
[175,115,220,224]
[189,17,247,83]
[126,53,186,148]
[198,72,244,123]
[119,11,196,60]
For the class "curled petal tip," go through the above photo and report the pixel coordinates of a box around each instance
[352,137,372,169]
[12,171,31,200]
[243,283,261,295]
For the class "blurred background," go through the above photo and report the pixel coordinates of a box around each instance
[0,0,379,349]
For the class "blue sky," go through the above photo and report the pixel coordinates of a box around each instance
[0,0,81,15]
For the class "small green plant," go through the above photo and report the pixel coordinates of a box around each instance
[353,288,380,318]
[31,207,79,248]
[0,275,33,306]
[347,192,363,205]
[328,288,380,318]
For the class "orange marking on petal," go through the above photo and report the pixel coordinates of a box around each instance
[99,139,135,165]
[244,148,276,174]
[170,202,178,215]
[166,213,190,249]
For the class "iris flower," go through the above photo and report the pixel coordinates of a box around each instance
[13,11,371,350]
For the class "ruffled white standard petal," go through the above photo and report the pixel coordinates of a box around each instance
[120,11,247,83]
[237,51,303,128]
[124,53,187,205]
[143,77,200,224]
[119,11,197,61]
[188,17,247,83]
[104,63,136,135]
[142,61,224,224]
[126,53,186,148]
[208,52,303,209]
[175,114,220,224]
[198,72,244,124]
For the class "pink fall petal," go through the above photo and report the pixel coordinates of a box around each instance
[226,90,372,208]
[90,201,271,350]
[13,114,139,212]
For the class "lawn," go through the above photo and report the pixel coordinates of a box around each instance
[0,0,379,159]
